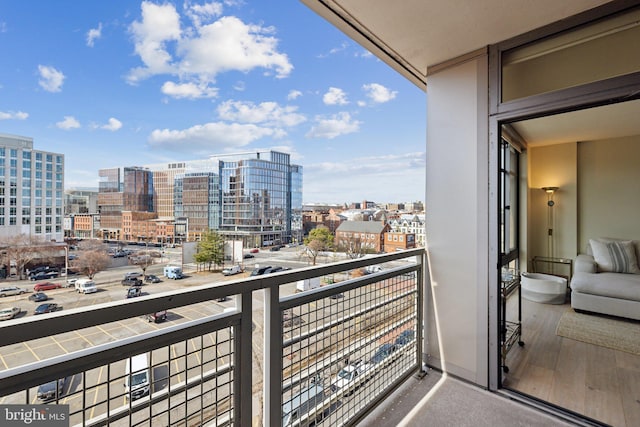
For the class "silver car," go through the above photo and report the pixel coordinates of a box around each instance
[0,286,27,297]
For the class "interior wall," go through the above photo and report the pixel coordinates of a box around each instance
[577,135,640,249]
[527,143,578,262]
[425,53,488,385]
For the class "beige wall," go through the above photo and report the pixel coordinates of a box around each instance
[527,135,640,261]
[527,143,578,262]
[426,53,489,385]
[577,135,640,250]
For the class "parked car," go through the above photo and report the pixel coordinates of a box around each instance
[395,329,416,347]
[33,282,62,292]
[29,292,49,302]
[250,266,272,276]
[144,274,161,283]
[269,246,281,252]
[30,271,60,281]
[122,278,143,287]
[0,307,21,321]
[243,253,255,259]
[250,248,259,253]
[124,272,143,280]
[37,377,67,401]
[222,265,243,276]
[0,286,28,297]
[330,361,371,392]
[369,343,397,365]
[145,310,167,323]
[126,287,142,299]
[34,303,59,315]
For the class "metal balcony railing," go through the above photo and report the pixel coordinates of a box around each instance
[0,249,425,427]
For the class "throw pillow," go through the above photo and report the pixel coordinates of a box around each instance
[589,239,640,274]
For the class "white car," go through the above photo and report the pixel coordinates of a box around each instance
[0,286,27,297]
[0,307,21,321]
[330,361,371,392]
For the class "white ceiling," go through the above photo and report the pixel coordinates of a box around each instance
[511,100,640,146]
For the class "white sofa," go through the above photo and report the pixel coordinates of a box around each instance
[570,238,640,320]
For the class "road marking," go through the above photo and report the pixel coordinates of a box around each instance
[171,344,182,384]
[0,352,9,370]
[51,336,68,354]
[89,366,104,420]
[190,338,202,366]
[74,330,94,347]
[23,342,40,362]
[96,325,117,340]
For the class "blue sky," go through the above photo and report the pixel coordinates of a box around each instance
[0,1,425,204]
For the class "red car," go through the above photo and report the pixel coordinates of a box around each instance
[33,282,62,292]
[250,248,259,253]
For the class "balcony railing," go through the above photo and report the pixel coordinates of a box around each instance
[0,248,425,427]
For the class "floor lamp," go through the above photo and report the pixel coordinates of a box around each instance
[542,187,559,266]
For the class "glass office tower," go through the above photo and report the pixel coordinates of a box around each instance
[218,151,302,248]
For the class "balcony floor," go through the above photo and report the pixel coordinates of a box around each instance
[358,369,577,427]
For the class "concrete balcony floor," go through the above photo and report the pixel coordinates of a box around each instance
[359,369,575,427]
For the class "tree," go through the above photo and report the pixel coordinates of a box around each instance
[129,250,161,275]
[336,235,377,259]
[302,225,334,265]
[2,234,56,280]
[71,240,111,279]
[194,230,225,271]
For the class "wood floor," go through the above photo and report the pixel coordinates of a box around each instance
[503,296,640,427]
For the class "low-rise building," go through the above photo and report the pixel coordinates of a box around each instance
[335,220,390,253]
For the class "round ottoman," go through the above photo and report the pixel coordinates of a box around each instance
[520,272,567,304]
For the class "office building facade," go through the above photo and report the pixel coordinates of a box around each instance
[0,133,64,242]
[97,166,154,239]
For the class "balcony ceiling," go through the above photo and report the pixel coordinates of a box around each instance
[301,0,612,89]
[302,0,640,145]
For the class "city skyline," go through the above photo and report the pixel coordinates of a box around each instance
[0,1,426,204]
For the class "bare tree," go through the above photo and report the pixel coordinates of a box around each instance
[71,240,111,279]
[129,250,161,275]
[2,234,57,280]
[336,236,377,259]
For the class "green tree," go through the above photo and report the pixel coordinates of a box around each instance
[303,225,334,265]
[194,230,225,271]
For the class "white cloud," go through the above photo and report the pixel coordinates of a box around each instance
[148,121,283,154]
[217,100,306,127]
[305,112,360,139]
[185,1,224,27]
[86,23,102,47]
[127,2,182,84]
[56,116,80,130]
[161,81,218,99]
[323,87,348,106]
[38,65,65,92]
[0,111,28,120]
[362,83,397,104]
[101,117,123,131]
[233,80,246,91]
[287,90,302,100]
[127,2,293,97]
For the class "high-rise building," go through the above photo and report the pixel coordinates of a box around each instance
[64,187,98,215]
[146,151,302,246]
[174,171,220,241]
[218,151,303,247]
[97,166,154,239]
[0,133,64,242]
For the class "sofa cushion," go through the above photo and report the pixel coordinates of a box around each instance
[571,271,640,302]
[589,239,640,274]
